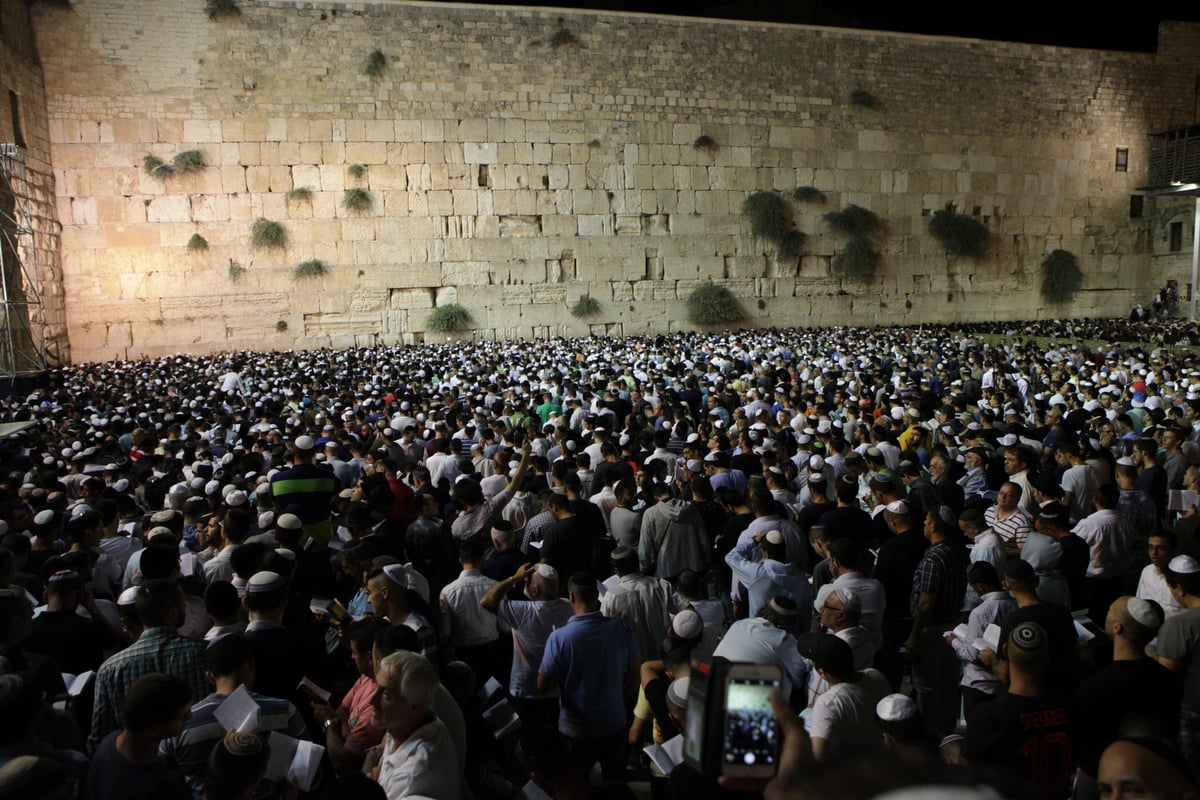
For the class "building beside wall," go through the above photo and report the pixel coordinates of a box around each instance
[2,0,1199,363]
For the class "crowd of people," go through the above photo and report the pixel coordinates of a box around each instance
[0,318,1198,799]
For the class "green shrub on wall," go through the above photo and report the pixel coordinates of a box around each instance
[685,282,746,326]
[250,218,287,250]
[342,188,373,213]
[571,295,601,318]
[832,237,878,280]
[929,208,988,260]
[1040,249,1083,305]
[293,259,328,280]
[824,205,882,239]
[172,150,207,174]
[742,191,805,262]
[363,49,387,79]
[426,304,474,332]
[206,0,239,20]
[186,233,208,252]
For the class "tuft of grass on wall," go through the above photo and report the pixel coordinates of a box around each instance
[570,295,602,318]
[791,186,826,204]
[228,260,246,283]
[293,259,328,280]
[206,0,240,20]
[363,49,387,79]
[143,154,174,179]
[186,233,208,252]
[1040,249,1083,305]
[342,188,373,214]
[832,236,878,280]
[276,320,288,332]
[685,281,746,326]
[929,208,988,260]
[347,163,368,181]
[549,28,579,48]
[171,149,207,174]
[286,186,312,203]
[250,218,287,250]
[693,134,718,153]
[426,303,474,332]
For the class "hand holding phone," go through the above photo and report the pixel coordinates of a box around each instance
[720,663,782,778]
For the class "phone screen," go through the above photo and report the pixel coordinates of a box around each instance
[722,676,780,769]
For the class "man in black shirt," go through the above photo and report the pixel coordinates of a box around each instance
[964,622,1077,800]
[1075,596,1180,789]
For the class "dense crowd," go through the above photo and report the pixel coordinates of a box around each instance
[0,318,1198,799]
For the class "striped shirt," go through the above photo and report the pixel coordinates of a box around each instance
[159,690,307,800]
[985,505,1032,549]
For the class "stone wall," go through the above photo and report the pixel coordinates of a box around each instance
[0,0,68,366]
[25,0,1200,363]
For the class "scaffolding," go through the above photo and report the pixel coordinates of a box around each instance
[0,143,50,378]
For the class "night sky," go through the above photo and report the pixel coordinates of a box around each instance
[438,0,1200,53]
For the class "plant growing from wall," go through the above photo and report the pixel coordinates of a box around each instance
[693,135,718,153]
[824,204,882,239]
[275,320,288,332]
[685,281,746,326]
[172,150,207,174]
[832,237,878,280]
[143,154,174,180]
[186,233,208,252]
[363,49,387,79]
[293,259,327,280]
[1040,249,1083,305]
[850,89,881,109]
[228,260,246,283]
[550,28,579,48]
[571,295,601,318]
[791,186,826,204]
[286,186,312,204]
[206,0,240,20]
[742,191,805,262]
[342,188,373,213]
[347,164,368,181]
[929,207,988,260]
[426,304,474,332]
[249,218,287,250]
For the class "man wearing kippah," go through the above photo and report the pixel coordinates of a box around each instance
[1075,596,1180,795]
[1156,554,1200,775]
[962,622,1077,798]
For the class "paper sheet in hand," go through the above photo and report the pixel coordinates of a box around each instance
[214,685,260,733]
[1071,610,1098,643]
[266,732,325,792]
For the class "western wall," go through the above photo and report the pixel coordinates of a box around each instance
[8,0,1200,363]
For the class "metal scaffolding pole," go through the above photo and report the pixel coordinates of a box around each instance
[0,144,49,379]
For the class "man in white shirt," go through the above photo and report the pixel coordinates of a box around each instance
[1137,530,1185,618]
[371,650,461,800]
[600,546,678,663]
[438,540,500,684]
[812,539,885,651]
[800,633,888,760]
[1074,484,1133,622]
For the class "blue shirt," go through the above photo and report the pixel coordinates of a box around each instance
[539,611,638,738]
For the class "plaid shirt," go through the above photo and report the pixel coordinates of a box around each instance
[521,509,555,555]
[90,626,209,752]
[910,541,969,626]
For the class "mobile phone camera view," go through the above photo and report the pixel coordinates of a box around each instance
[723,678,780,767]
